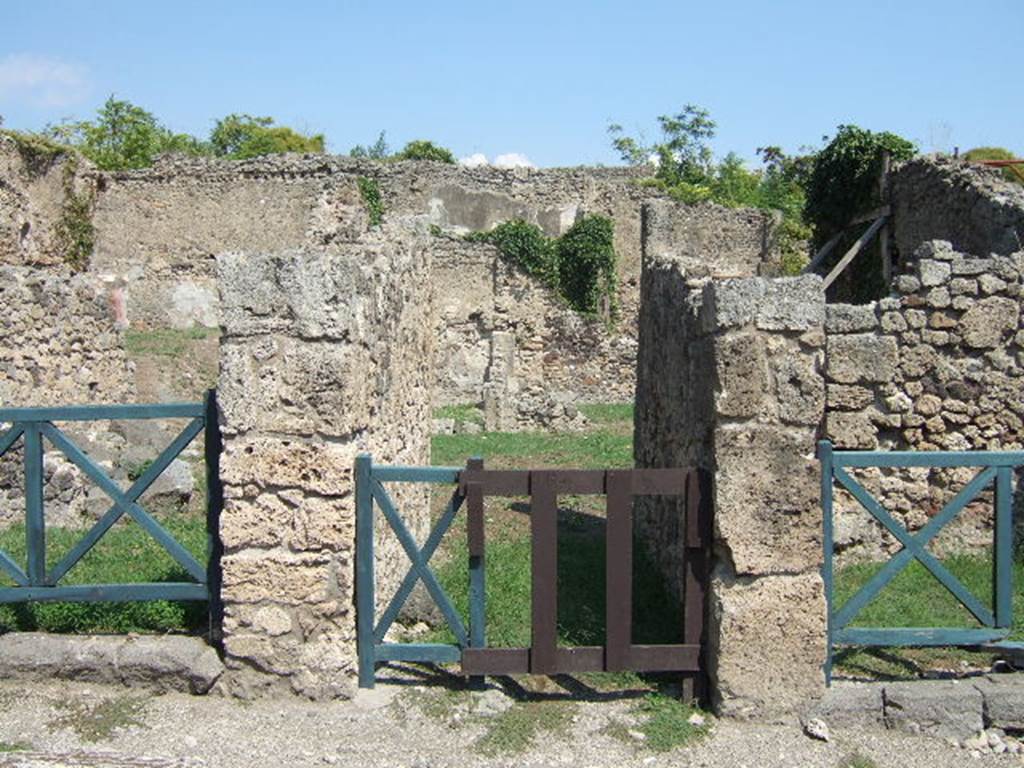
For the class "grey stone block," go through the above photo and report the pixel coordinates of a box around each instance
[883,680,984,739]
[826,303,879,333]
[976,675,1024,731]
[807,682,884,728]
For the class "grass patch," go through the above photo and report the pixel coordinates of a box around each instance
[0,516,208,634]
[0,741,31,753]
[124,327,219,358]
[433,403,484,426]
[474,701,575,756]
[48,696,148,743]
[837,753,878,768]
[432,430,631,469]
[632,694,709,752]
[833,552,1024,677]
[579,402,634,424]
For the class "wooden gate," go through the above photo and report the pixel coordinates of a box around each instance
[355,455,711,695]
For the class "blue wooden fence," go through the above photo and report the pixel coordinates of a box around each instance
[820,440,1023,683]
[0,392,221,604]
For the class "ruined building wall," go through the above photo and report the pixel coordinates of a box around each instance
[892,157,1024,264]
[0,267,136,527]
[215,231,434,699]
[824,240,1024,558]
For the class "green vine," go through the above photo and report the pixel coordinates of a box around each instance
[357,176,384,227]
[54,157,96,272]
[466,215,618,319]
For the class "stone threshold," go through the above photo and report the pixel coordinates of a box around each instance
[0,632,224,695]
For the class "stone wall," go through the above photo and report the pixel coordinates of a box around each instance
[892,156,1024,263]
[635,198,826,718]
[215,231,434,699]
[824,240,1024,558]
[0,267,136,527]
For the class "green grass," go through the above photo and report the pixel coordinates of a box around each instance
[0,741,30,753]
[124,327,219,358]
[837,754,878,768]
[433,403,484,426]
[432,430,632,469]
[579,402,634,424]
[474,701,576,756]
[832,552,1024,677]
[48,696,148,743]
[630,694,710,752]
[0,516,208,634]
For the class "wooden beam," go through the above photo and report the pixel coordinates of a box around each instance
[822,215,888,290]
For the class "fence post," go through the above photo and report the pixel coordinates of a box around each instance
[994,466,1013,629]
[682,468,713,704]
[356,453,376,689]
[818,440,834,685]
[23,423,45,585]
[204,389,224,649]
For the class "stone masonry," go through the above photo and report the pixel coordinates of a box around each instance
[635,198,827,718]
[215,231,434,699]
[824,240,1024,559]
[0,266,136,527]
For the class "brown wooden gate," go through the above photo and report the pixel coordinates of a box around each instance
[356,457,712,698]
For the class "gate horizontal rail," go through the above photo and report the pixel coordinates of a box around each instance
[356,454,711,696]
[0,392,221,604]
[819,440,1022,684]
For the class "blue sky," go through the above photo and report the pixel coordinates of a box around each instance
[2,0,1021,168]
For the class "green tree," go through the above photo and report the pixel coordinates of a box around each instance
[350,131,390,159]
[963,146,1023,185]
[47,96,206,170]
[209,114,324,159]
[394,139,456,163]
[608,104,716,187]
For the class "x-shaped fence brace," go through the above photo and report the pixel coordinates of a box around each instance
[0,402,212,602]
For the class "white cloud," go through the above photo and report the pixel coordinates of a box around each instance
[0,53,90,108]
[459,152,489,168]
[493,153,535,169]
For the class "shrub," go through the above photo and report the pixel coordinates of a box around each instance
[357,176,384,227]
[465,219,557,285]
[395,139,456,164]
[557,215,617,316]
[210,114,324,159]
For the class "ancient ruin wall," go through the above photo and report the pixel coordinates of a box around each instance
[0,267,136,526]
[824,240,1024,558]
[892,156,1024,262]
[215,233,434,699]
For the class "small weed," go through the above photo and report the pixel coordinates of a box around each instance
[48,696,148,743]
[403,687,470,725]
[357,176,384,227]
[124,327,219,358]
[630,694,710,752]
[0,741,31,753]
[599,717,634,744]
[838,753,878,768]
[474,701,575,756]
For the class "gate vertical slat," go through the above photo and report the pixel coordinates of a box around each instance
[683,468,712,703]
[23,423,45,585]
[605,470,633,672]
[994,466,1014,629]
[530,471,559,674]
[466,456,486,687]
[204,389,224,648]
[355,453,376,689]
[819,441,835,686]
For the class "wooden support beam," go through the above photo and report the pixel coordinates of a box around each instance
[822,215,888,291]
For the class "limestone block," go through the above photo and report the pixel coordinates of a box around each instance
[714,424,821,574]
[220,435,357,496]
[710,570,827,719]
[974,676,1024,731]
[826,334,898,384]
[825,303,878,333]
[959,296,1020,348]
[826,411,878,450]
[828,384,874,411]
[755,275,825,331]
[714,333,767,418]
[702,279,764,330]
[918,259,951,287]
[220,549,342,605]
[773,351,825,426]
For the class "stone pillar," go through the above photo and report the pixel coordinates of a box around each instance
[215,239,433,699]
[636,258,829,718]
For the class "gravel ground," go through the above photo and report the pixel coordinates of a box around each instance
[0,674,1019,768]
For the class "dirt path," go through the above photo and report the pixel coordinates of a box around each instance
[0,675,1016,768]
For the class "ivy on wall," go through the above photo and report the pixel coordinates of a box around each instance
[466,215,618,318]
[357,176,384,227]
